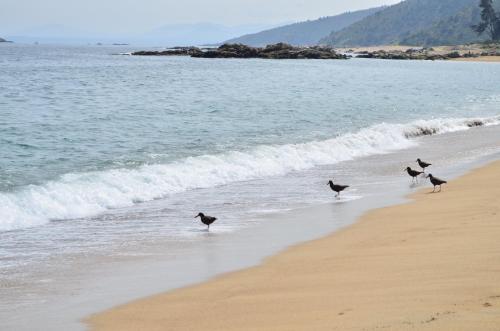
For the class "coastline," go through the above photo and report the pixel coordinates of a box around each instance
[451,56,500,62]
[88,160,500,330]
[338,44,500,62]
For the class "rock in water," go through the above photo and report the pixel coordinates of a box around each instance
[132,47,202,56]
[355,49,473,61]
[192,43,347,59]
[133,43,348,60]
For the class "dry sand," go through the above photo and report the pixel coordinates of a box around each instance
[89,161,500,331]
[451,56,500,62]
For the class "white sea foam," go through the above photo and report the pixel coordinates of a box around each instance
[1,116,499,231]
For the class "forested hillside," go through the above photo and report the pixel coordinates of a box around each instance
[321,0,486,46]
[401,5,486,45]
[225,7,384,46]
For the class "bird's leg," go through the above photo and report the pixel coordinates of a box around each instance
[207,224,210,231]
[432,186,436,193]
[439,185,442,192]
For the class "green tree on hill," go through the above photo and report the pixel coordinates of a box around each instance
[473,0,500,41]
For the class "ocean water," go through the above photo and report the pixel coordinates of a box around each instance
[1,43,500,329]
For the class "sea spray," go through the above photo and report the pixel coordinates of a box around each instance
[1,116,499,231]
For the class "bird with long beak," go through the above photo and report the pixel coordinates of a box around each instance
[327,179,349,198]
[426,174,447,192]
[195,212,217,230]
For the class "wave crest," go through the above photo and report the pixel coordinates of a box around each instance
[1,116,498,231]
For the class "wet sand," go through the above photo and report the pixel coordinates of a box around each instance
[89,160,500,331]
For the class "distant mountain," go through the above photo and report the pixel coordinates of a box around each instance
[321,0,488,47]
[224,6,385,46]
[142,23,276,46]
[0,37,7,42]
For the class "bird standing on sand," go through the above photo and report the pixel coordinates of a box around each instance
[417,158,432,172]
[195,212,217,230]
[406,167,424,182]
[427,174,447,192]
[328,180,349,198]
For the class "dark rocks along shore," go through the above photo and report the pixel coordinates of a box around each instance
[132,43,347,59]
[132,47,203,56]
[355,48,478,60]
[131,43,499,61]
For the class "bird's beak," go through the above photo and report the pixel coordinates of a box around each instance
[194,215,199,218]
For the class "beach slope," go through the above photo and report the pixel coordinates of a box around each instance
[89,161,500,331]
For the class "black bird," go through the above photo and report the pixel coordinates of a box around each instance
[416,158,432,172]
[427,174,447,192]
[406,167,423,182]
[328,180,349,198]
[195,212,217,230]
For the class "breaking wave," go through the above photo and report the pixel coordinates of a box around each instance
[1,116,498,231]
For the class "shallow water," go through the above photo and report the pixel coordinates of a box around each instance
[0,43,499,330]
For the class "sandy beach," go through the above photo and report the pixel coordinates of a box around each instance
[88,160,500,330]
[338,45,500,62]
[451,56,500,62]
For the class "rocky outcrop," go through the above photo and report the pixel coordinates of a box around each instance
[193,43,347,59]
[194,44,260,58]
[133,43,347,59]
[131,44,500,61]
[132,47,202,56]
[355,49,478,60]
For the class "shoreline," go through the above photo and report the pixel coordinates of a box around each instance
[130,43,500,62]
[88,159,500,330]
[3,124,499,331]
[451,56,500,62]
[338,44,500,62]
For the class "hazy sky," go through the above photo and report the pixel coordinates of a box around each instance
[2,0,400,35]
